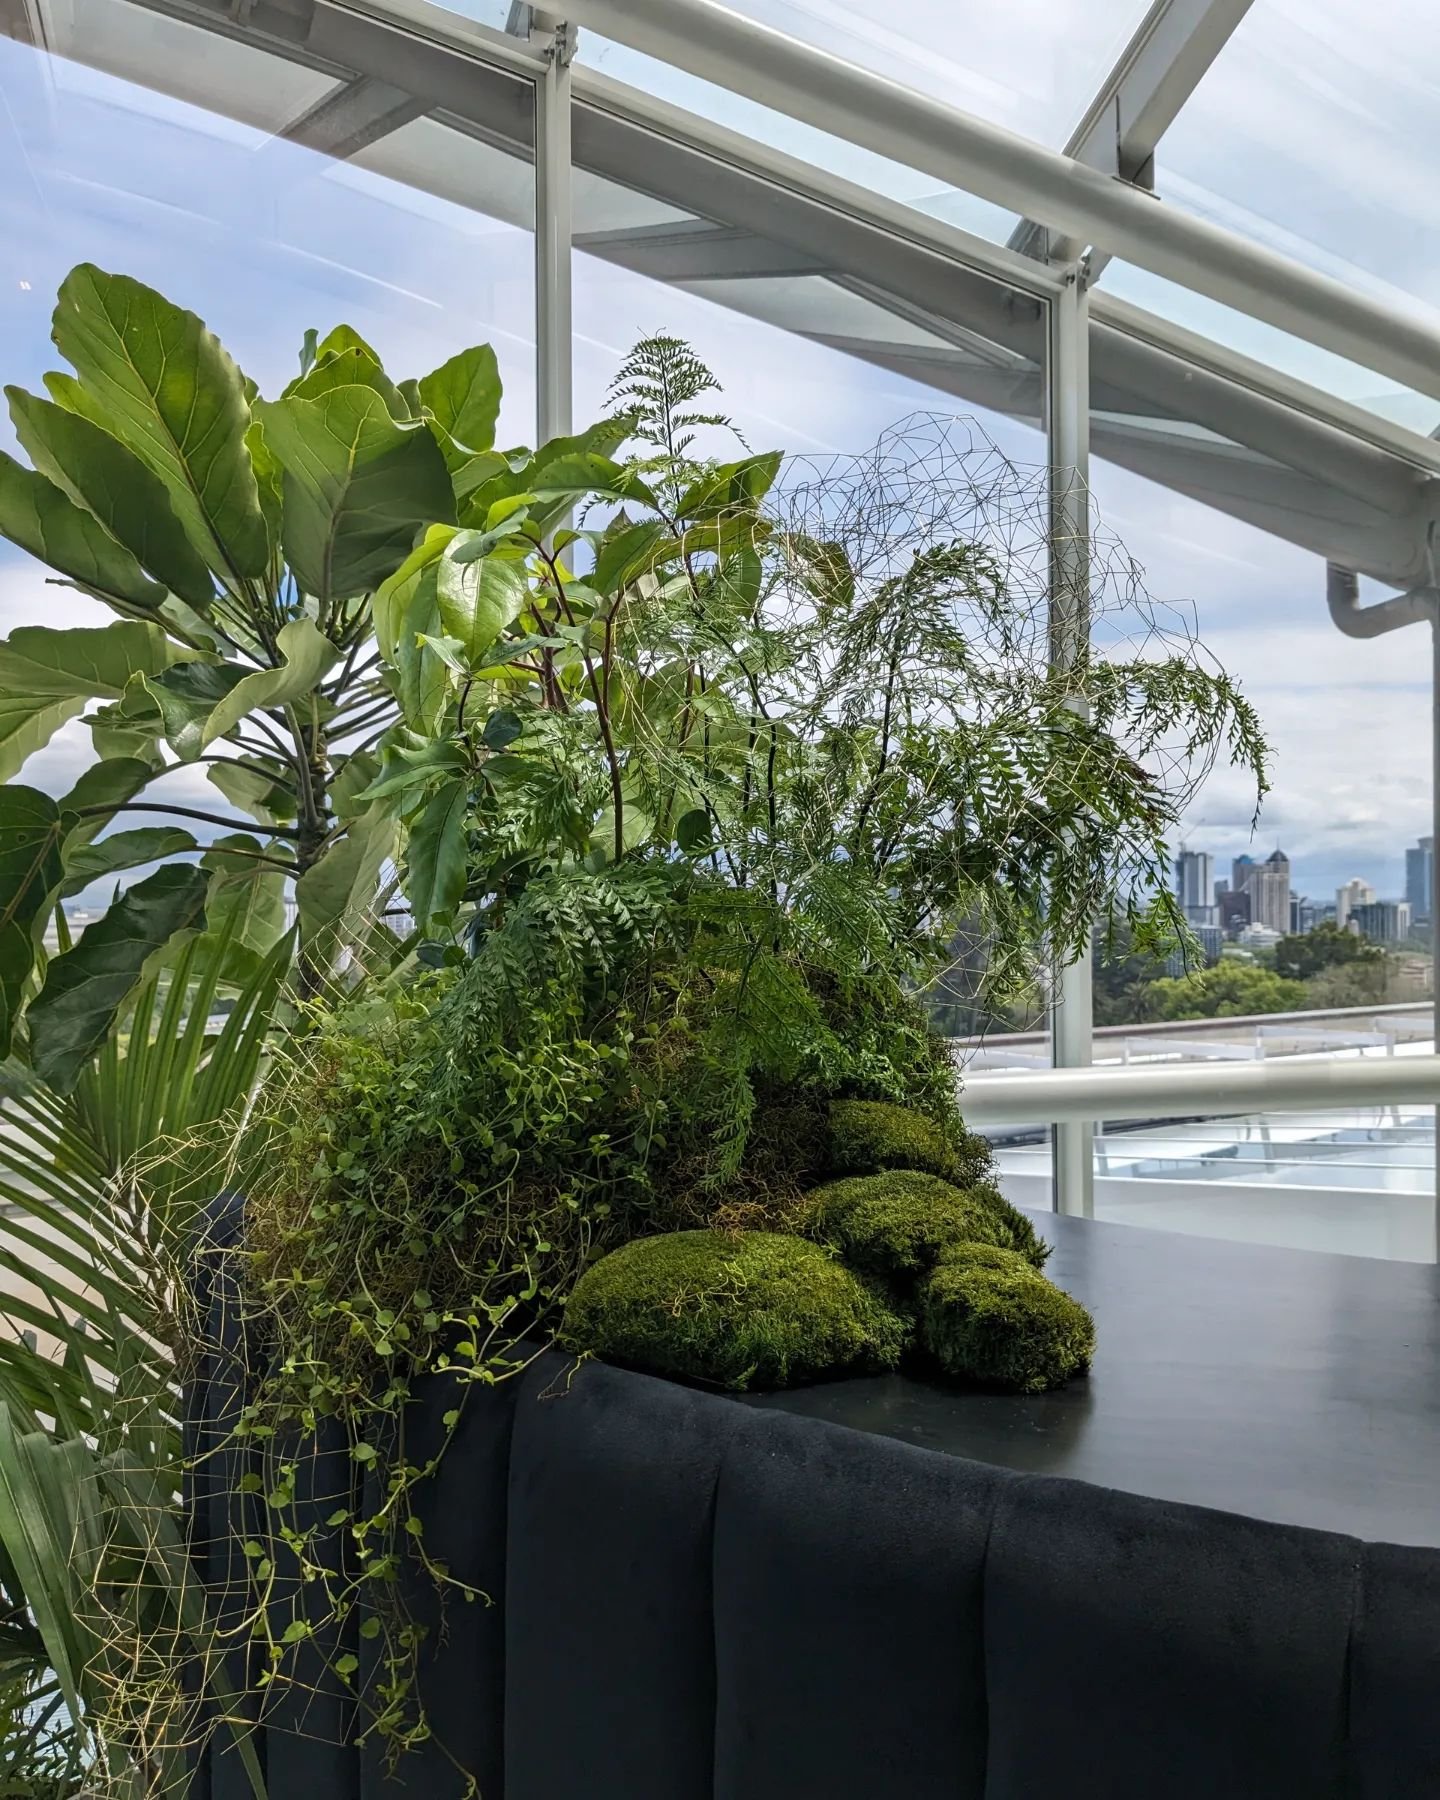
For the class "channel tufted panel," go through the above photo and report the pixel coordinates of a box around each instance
[711,1406,1000,1800]
[1346,1540,1440,1800]
[982,1474,1358,1800]
[503,1356,745,1800]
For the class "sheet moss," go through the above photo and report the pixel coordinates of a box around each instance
[802,1168,1049,1287]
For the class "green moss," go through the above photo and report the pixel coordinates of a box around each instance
[827,1099,958,1180]
[561,1229,908,1391]
[803,1169,1049,1285]
[919,1243,1094,1393]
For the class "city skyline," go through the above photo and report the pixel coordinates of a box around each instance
[1178,830,1433,935]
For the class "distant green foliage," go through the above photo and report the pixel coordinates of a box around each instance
[920,1243,1094,1393]
[1273,921,1383,983]
[1131,958,1307,1021]
[562,1230,906,1390]
[803,1168,1049,1284]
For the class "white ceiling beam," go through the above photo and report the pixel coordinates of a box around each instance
[1011,0,1256,266]
[557,0,1440,406]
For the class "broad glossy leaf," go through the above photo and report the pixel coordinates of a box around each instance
[373,524,457,664]
[29,863,209,1093]
[147,660,251,761]
[6,387,216,607]
[88,677,165,768]
[207,758,296,825]
[0,694,86,784]
[591,519,671,596]
[295,808,398,957]
[51,266,268,582]
[420,345,501,456]
[191,834,288,982]
[675,452,783,519]
[200,617,336,749]
[436,542,527,667]
[61,826,196,897]
[0,620,184,699]
[405,776,468,924]
[0,789,66,1056]
[58,756,155,857]
[260,383,455,603]
[286,336,406,421]
[0,451,166,612]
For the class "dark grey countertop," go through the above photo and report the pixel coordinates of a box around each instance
[746,1212,1440,1546]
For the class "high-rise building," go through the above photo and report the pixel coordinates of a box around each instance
[1231,854,1256,894]
[1350,900,1412,944]
[1175,848,1214,924]
[1336,878,1376,929]
[1243,848,1291,934]
[1405,836,1433,925]
[1290,895,1318,935]
[1214,877,1230,905]
[1219,888,1252,933]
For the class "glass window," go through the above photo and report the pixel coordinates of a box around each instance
[0,0,535,790]
[651,0,1155,147]
[1154,0,1440,322]
[1043,365,1437,1262]
[574,33,1020,246]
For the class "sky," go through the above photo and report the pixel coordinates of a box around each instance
[0,2,1436,909]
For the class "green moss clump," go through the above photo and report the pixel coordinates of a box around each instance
[919,1243,1094,1393]
[561,1230,907,1391]
[803,1169,1050,1286]
[827,1099,958,1180]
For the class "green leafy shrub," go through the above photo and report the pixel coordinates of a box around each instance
[561,1230,907,1390]
[919,1243,1094,1393]
[803,1169,1049,1283]
[826,1097,994,1189]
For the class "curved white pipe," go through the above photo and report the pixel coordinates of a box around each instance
[1326,564,1435,638]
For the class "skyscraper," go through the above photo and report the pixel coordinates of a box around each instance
[1337,877,1376,929]
[1245,849,1291,934]
[1405,836,1433,925]
[1231,854,1256,894]
[1350,900,1412,944]
[1175,848,1215,925]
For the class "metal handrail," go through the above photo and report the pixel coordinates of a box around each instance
[960,1053,1440,1126]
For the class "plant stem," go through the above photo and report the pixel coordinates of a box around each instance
[77,802,304,839]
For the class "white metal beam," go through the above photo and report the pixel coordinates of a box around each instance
[534,10,573,442]
[1011,0,1256,266]
[557,0,1440,405]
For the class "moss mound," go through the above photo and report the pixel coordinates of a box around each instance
[562,1229,907,1391]
[803,1169,1049,1287]
[919,1243,1094,1393]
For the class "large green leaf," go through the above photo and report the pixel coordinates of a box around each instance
[0,789,66,1057]
[405,776,468,926]
[50,265,268,584]
[295,808,398,957]
[286,328,406,420]
[29,863,209,1093]
[373,524,457,664]
[259,383,455,603]
[420,344,501,459]
[61,826,197,897]
[207,756,296,825]
[0,693,86,784]
[0,620,184,699]
[190,833,288,982]
[146,659,251,761]
[0,451,166,613]
[200,617,336,749]
[6,387,217,607]
[436,540,527,667]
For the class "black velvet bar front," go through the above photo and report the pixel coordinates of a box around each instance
[188,1206,1440,1799]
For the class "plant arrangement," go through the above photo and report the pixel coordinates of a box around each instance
[0,277,1270,1791]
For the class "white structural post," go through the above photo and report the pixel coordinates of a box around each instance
[1048,266,1095,1218]
[1432,615,1440,1261]
[534,12,574,443]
